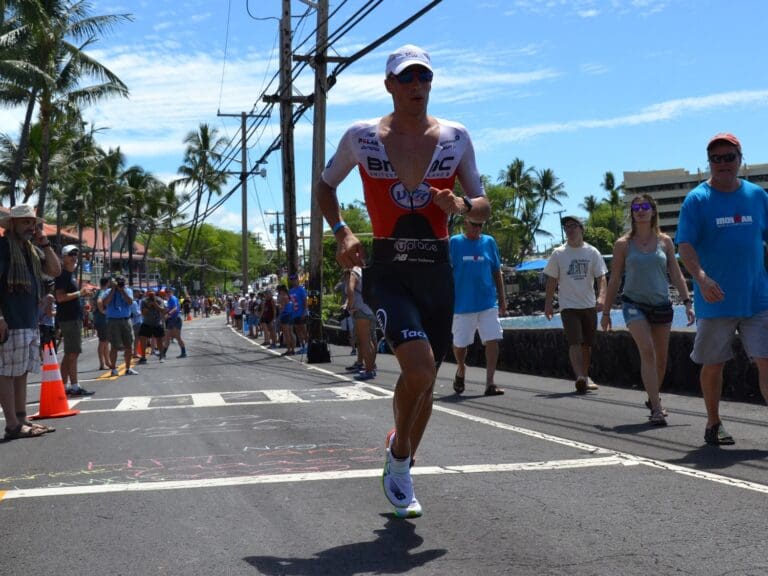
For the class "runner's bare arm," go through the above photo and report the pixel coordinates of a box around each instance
[315,177,366,268]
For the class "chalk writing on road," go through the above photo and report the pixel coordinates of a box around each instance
[0,445,381,490]
[87,415,289,438]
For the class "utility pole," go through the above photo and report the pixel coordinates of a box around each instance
[297,216,311,270]
[554,209,566,243]
[266,211,284,276]
[262,0,311,278]
[217,110,268,294]
[304,0,333,342]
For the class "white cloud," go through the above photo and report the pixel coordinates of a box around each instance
[581,62,609,75]
[475,89,768,146]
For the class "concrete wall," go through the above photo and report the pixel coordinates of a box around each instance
[323,325,762,403]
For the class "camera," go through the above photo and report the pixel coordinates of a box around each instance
[115,276,126,288]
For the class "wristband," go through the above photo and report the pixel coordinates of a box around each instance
[332,221,348,234]
[462,196,473,214]
[683,298,692,306]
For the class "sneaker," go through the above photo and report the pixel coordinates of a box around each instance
[159,357,165,363]
[704,422,735,446]
[137,357,147,365]
[68,387,95,396]
[110,368,119,377]
[574,377,588,395]
[345,362,364,373]
[648,408,667,426]
[393,496,423,519]
[586,378,599,391]
[382,429,413,509]
[177,353,187,358]
[354,369,376,381]
[297,346,307,355]
[126,368,138,375]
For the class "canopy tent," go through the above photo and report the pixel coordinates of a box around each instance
[514,259,548,272]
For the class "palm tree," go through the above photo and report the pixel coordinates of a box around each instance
[601,171,624,238]
[173,123,228,261]
[0,0,50,206]
[1,1,131,215]
[498,157,535,218]
[532,167,567,232]
[579,194,599,218]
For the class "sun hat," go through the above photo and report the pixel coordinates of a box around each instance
[0,204,41,228]
[385,44,432,77]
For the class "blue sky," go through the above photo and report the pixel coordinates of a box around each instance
[5,0,768,255]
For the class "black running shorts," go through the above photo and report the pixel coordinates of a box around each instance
[363,262,454,366]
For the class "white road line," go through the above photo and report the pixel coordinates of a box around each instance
[115,397,152,411]
[192,393,227,407]
[7,387,388,416]
[0,455,628,501]
[262,390,306,403]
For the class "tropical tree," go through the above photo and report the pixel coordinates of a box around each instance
[498,158,535,218]
[1,1,130,214]
[173,122,229,261]
[601,171,624,239]
[579,194,600,219]
[0,0,50,206]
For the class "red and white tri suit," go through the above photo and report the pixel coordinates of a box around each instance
[321,117,486,360]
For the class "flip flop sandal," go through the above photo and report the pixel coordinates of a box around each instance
[24,420,56,434]
[4,424,46,440]
[453,373,465,394]
[484,385,505,396]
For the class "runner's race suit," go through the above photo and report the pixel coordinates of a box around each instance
[321,117,486,363]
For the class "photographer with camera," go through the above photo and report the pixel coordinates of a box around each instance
[100,275,137,376]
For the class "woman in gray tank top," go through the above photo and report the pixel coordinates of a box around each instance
[601,194,695,425]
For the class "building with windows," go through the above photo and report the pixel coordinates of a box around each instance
[622,163,768,238]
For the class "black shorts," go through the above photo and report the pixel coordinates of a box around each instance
[139,323,165,339]
[95,324,108,342]
[363,262,454,366]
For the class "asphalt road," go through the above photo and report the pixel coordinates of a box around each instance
[1,315,767,575]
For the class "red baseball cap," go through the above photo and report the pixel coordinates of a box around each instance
[707,132,741,151]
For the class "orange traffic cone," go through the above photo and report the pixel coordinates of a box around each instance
[30,343,79,420]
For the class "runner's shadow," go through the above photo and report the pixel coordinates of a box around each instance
[594,423,690,435]
[667,446,768,470]
[244,515,446,575]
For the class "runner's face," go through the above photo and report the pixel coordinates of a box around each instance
[386,65,432,112]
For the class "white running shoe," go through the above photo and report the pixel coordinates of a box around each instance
[394,496,423,519]
[382,429,413,510]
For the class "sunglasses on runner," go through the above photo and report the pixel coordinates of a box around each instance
[393,69,434,84]
[708,152,738,164]
[467,221,484,228]
[631,202,652,212]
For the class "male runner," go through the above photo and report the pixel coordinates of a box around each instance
[316,44,490,518]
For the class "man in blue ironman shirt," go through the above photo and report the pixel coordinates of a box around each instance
[677,132,768,446]
[449,216,507,396]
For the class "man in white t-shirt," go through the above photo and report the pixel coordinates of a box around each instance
[543,215,607,394]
